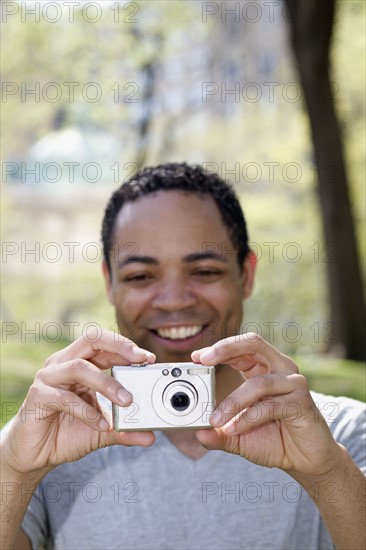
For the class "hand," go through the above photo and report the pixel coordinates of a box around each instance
[2,330,156,478]
[192,334,343,478]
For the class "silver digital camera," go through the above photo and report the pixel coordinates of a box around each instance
[111,362,215,431]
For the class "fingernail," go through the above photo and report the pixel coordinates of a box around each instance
[132,346,144,356]
[210,408,222,427]
[99,417,110,431]
[201,349,215,362]
[117,388,132,405]
[223,423,236,435]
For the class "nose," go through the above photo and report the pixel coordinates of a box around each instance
[151,275,197,312]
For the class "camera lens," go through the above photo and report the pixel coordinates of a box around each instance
[162,381,198,417]
[171,368,182,378]
[171,392,190,411]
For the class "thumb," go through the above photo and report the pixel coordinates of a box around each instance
[101,430,156,449]
[195,428,227,451]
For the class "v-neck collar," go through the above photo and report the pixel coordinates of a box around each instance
[154,430,224,470]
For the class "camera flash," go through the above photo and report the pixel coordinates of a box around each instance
[188,368,210,375]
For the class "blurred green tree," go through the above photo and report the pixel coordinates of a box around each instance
[284,0,366,360]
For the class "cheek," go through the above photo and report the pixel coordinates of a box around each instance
[203,281,242,313]
[111,290,142,342]
[113,287,150,322]
[211,284,244,331]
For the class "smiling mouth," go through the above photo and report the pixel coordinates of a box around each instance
[152,325,205,340]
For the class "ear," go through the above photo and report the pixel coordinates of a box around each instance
[102,260,115,305]
[241,251,256,299]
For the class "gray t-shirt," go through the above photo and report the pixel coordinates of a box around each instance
[22,392,365,550]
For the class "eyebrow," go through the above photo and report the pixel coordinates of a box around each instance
[117,252,227,269]
[118,256,158,268]
[184,252,227,264]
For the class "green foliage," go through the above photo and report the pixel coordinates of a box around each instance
[1,1,202,158]
[298,356,366,403]
[1,1,365,430]
[332,1,366,269]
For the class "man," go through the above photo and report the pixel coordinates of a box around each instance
[1,163,365,549]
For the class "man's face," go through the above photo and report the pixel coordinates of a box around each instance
[104,191,254,363]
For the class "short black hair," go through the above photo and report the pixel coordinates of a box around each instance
[101,162,249,273]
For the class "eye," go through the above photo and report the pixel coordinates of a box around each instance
[193,269,222,279]
[124,273,154,283]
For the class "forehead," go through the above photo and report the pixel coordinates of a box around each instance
[112,190,232,256]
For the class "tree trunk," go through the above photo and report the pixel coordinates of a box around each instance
[134,60,157,170]
[284,0,366,360]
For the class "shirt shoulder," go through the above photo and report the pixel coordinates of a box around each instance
[310,390,366,473]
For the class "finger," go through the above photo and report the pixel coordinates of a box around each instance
[89,351,148,370]
[27,380,157,443]
[31,385,114,432]
[37,359,132,405]
[210,373,299,427]
[194,333,297,375]
[221,395,305,437]
[191,347,212,363]
[46,329,155,368]
[101,430,156,448]
[195,428,228,452]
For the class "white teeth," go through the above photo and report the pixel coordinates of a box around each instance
[156,325,203,340]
